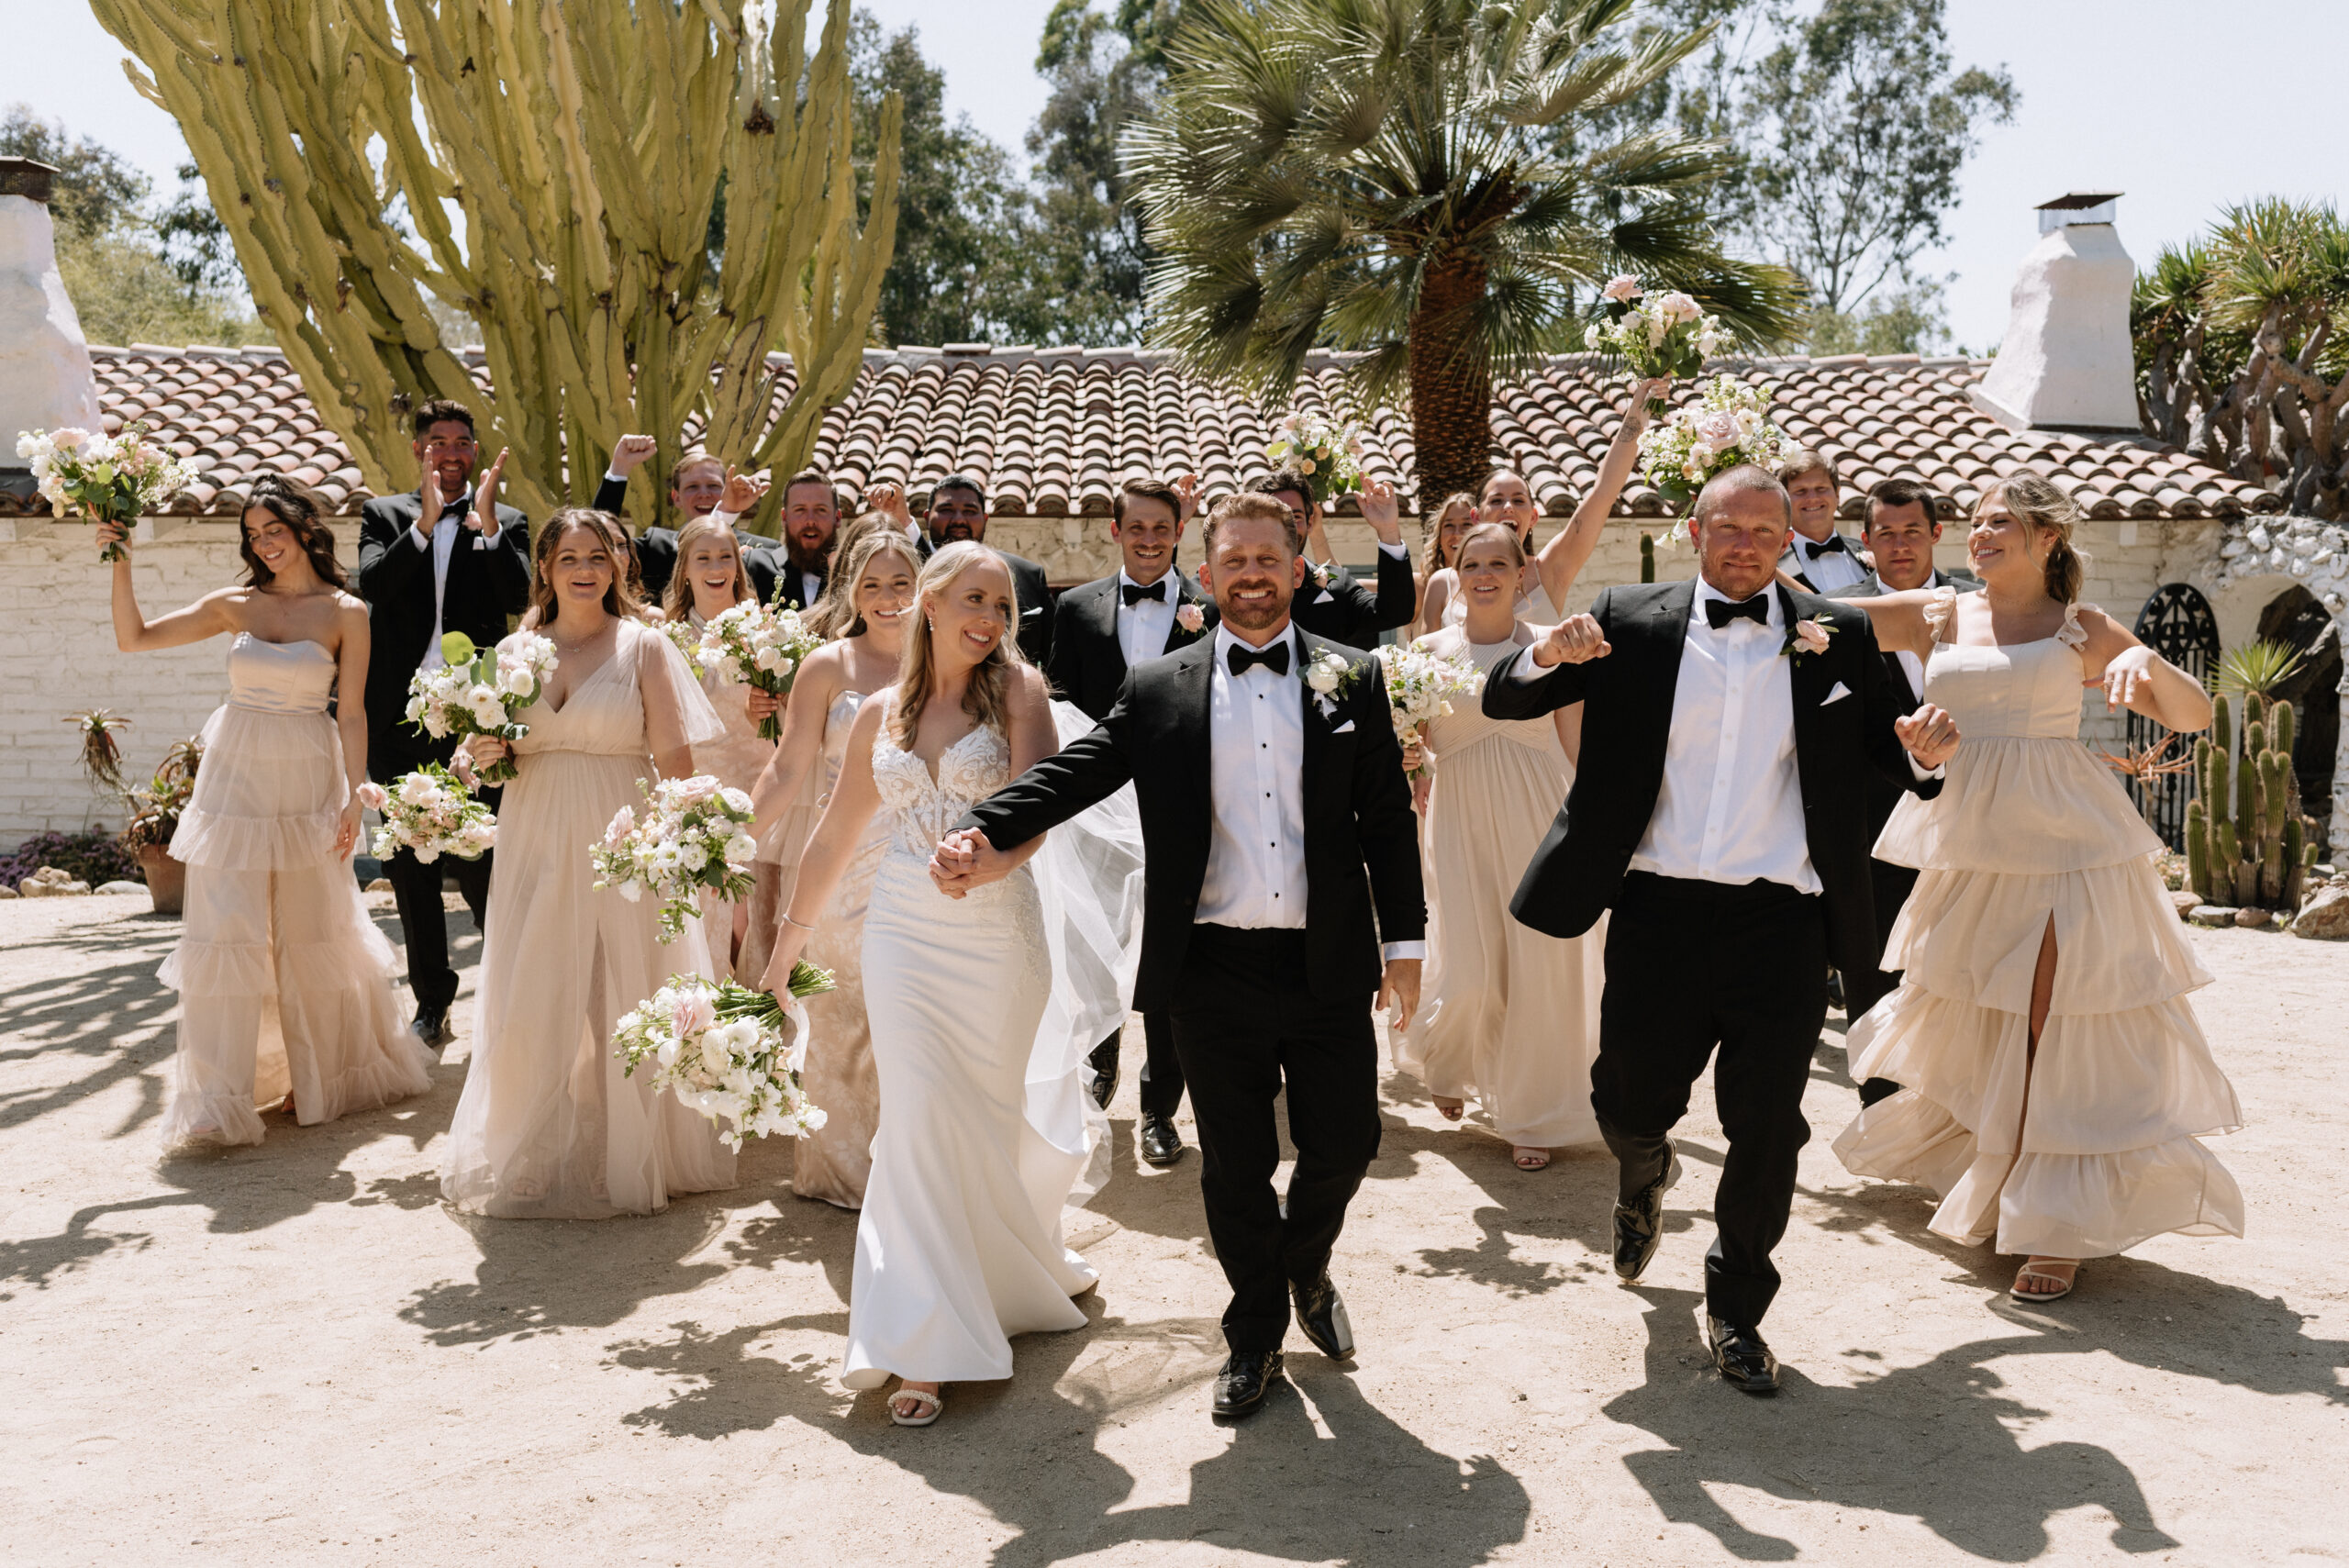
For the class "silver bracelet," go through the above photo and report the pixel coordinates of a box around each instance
[783,913,817,932]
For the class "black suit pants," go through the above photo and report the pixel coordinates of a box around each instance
[371,733,494,1014]
[1089,1007,1186,1119]
[1594,873,1826,1329]
[1167,924,1380,1355]
[1847,857,1919,1106]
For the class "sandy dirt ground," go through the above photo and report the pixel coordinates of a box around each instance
[0,891,2343,1567]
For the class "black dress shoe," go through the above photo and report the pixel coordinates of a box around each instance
[1706,1315,1780,1396]
[1138,1109,1186,1167]
[1290,1273,1355,1361]
[1612,1143,1681,1281]
[410,1006,454,1050]
[1212,1350,1284,1418]
[1085,1060,1119,1111]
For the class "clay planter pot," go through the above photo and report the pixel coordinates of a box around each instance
[136,844,186,915]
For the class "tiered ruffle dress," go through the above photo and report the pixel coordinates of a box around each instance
[1833,590,2245,1257]
[159,633,431,1147]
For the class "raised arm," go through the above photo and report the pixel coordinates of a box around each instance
[2076,606,2214,733]
[99,522,237,651]
[1801,578,1943,658]
[1534,378,1667,609]
[1482,602,1613,719]
[1354,479,1418,632]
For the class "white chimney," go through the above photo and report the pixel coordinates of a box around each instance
[1970,191,2138,434]
[0,159,104,456]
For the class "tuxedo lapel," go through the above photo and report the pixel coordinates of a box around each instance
[1778,583,1831,804]
[1168,638,1216,847]
[1085,583,1129,678]
[1162,576,1211,654]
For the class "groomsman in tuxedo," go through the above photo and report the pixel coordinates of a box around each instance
[937,492,1426,1420]
[926,474,1054,666]
[1831,477,1978,1102]
[1484,464,1959,1395]
[356,398,531,1048]
[590,443,781,605]
[1253,472,1418,646]
[770,471,846,611]
[1046,477,1219,1166]
[1776,450,1871,594]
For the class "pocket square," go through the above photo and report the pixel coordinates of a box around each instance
[1821,681,1852,706]
[1312,588,1335,605]
[1021,606,1041,618]
[1332,719,1356,734]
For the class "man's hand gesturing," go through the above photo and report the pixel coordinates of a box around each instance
[1895,703,1961,770]
[1528,613,1611,669]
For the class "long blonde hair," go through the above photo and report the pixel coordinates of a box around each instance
[824,525,924,639]
[1979,472,2086,604]
[661,513,755,622]
[1422,491,1477,577]
[890,540,1023,749]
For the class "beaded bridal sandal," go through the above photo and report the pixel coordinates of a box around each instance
[889,1385,944,1428]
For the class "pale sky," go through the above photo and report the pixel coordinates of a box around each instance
[13,0,2344,353]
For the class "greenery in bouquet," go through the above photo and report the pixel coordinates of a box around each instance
[357,763,495,864]
[661,617,706,679]
[1371,644,1484,781]
[405,630,556,785]
[589,773,760,941]
[1265,409,1368,498]
[1639,375,1796,539]
[117,738,205,854]
[16,421,198,562]
[1584,274,1723,408]
[614,968,837,1151]
[700,601,821,741]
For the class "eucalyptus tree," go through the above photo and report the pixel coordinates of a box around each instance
[1125,0,1799,503]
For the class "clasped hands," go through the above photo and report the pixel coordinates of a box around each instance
[929,827,1008,899]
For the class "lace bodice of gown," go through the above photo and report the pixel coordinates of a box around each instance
[870,699,1015,862]
[226,633,335,714]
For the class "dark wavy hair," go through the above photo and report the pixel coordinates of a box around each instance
[528,508,645,624]
[238,476,347,590]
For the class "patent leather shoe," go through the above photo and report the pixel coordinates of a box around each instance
[1085,1059,1119,1111]
[1290,1273,1354,1361]
[1138,1109,1186,1167]
[1706,1315,1780,1396]
[410,1005,454,1050]
[1612,1143,1680,1281]
[1212,1351,1284,1418]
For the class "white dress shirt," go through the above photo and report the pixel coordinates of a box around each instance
[1197,624,1423,959]
[1782,530,1870,592]
[1114,570,1179,667]
[408,498,464,673]
[1628,580,1821,895]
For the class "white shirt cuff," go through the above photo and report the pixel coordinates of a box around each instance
[1908,755,1945,782]
[1508,649,1554,684]
[1375,539,1407,559]
[710,508,740,528]
[602,466,628,484]
[1381,940,1427,962]
[410,520,435,550]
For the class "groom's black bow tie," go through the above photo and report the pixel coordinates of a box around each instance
[1803,534,1848,560]
[1120,580,1167,606]
[1705,595,1769,630]
[1227,639,1291,678]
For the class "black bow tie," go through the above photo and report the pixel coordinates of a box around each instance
[1803,535,1848,559]
[1120,580,1167,606]
[1227,639,1291,678]
[1704,595,1769,630]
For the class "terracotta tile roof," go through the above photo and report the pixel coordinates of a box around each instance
[6,341,2280,524]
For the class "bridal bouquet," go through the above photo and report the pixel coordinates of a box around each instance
[16,422,198,562]
[1372,643,1484,779]
[1583,274,1722,408]
[589,773,759,941]
[1266,409,1368,497]
[698,602,820,740]
[614,968,837,1151]
[405,630,557,785]
[357,763,495,863]
[1640,375,1797,538]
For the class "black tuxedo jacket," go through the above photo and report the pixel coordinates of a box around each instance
[1045,572,1218,720]
[960,630,1425,1010]
[1481,577,1942,984]
[357,488,533,767]
[591,475,781,606]
[1289,545,1417,647]
[991,547,1055,667]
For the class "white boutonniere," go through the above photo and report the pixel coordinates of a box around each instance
[1175,603,1205,634]
[1785,617,1834,659]
[1302,648,1357,716]
[1309,562,1332,590]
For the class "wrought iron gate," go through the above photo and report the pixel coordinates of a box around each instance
[2129,584,2221,847]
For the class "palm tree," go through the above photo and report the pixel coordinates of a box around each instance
[1124,0,1802,504]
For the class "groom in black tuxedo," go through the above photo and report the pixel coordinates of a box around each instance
[1046,476,1218,1165]
[1484,464,1959,1396]
[935,492,1426,1421]
[356,398,532,1048]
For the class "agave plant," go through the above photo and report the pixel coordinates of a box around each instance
[1124,0,1802,503]
[2099,732,2195,832]
[2211,639,2307,699]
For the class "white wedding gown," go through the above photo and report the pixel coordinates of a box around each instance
[840,697,1139,1390]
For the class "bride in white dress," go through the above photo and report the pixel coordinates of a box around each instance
[763,540,1111,1428]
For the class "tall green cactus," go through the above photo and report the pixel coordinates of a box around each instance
[88,0,902,528]
[2186,797,2210,900]
[2190,678,2310,914]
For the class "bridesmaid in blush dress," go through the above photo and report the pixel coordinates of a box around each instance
[98,479,429,1148]
[1397,522,1603,1170]
[441,509,735,1218]
[743,523,922,1207]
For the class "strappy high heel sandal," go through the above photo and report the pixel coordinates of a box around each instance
[2009,1258,2079,1302]
[1432,1096,1465,1123]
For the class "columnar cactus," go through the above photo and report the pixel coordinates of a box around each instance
[88,0,901,528]
[2191,686,2316,913]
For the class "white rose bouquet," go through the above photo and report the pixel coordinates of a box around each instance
[1583,274,1723,412]
[1639,374,1797,538]
[588,773,760,941]
[1372,644,1485,780]
[16,422,198,562]
[357,763,495,863]
[698,601,821,741]
[661,617,706,678]
[404,630,556,785]
[1266,409,1368,497]
[613,968,837,1151]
